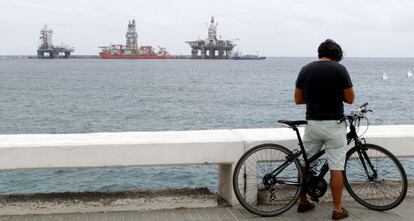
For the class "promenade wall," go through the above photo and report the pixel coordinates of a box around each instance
[1,125,413,204]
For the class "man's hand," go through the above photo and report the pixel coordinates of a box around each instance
[295,87,305,104]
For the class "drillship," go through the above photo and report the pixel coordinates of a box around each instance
[99,20,175,59]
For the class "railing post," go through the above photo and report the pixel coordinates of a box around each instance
[218,163,237,205]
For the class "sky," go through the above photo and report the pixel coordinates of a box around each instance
[1,0,414,57]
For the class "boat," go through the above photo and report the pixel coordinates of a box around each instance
[408,70,413,78]
[382,73,388,80]
[231,51,265,60]
[99,20,175,59]
[99,45,175,59]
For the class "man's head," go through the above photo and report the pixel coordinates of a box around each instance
[318,39,343,61]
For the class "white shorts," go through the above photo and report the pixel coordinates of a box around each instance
[303,120,347,170]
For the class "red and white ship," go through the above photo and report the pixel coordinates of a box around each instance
[99,20,175,59]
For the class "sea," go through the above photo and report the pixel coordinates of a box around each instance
[0,57,413,194]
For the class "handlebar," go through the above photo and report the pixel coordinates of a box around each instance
[346,102,372,121]
[337,102,372,124]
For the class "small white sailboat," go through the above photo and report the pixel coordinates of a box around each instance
[382,73,388,80]
[408,70,413,78]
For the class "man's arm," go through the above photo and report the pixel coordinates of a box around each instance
[294,87,305,105]
[343,87,355,104]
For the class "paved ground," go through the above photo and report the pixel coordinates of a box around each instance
[1,198,413,221]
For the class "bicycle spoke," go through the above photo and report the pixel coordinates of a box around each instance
[344,144,407,210]
[233,144,303,216]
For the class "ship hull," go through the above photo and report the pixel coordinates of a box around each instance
[99,53,176,59]
[232,56,266,60]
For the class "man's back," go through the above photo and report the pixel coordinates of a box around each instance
[296,61,352,120]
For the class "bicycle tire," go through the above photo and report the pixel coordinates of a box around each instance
[344,143,407,211]
[232,143,303,217]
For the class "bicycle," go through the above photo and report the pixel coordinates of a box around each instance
[232,102,408,217]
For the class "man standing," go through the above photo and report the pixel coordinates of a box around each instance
[294,39,354,220]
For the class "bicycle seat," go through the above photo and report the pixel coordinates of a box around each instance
[278,120,307,128]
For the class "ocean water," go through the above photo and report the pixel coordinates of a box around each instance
[0,57,413,194]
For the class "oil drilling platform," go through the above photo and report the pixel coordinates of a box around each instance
[186,17,236,59]
[37,25,74,58]
[99,20,174,59]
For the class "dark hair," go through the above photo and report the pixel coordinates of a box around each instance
[318,39,343,61]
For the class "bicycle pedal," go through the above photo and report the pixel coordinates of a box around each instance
[310,197,319,203]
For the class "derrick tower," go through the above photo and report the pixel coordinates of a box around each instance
[126,20,138,49]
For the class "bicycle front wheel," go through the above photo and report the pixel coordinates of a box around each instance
[344,143,407,211]
[232,144,303,217]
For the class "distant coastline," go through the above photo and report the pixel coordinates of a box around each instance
[0,55,193,59]
[0,55,99,59]
[1,55,414,59]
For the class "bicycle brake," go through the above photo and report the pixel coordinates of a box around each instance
[292,149,301,157]
[361,138,367,144]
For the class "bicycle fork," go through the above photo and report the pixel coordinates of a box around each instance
[355,144,378,180]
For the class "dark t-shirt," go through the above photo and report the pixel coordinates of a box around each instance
[296,61,353,120]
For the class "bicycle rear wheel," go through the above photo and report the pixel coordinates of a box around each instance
[344,143,407,211]
[232,144,303,217]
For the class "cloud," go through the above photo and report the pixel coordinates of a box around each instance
[0,0,413,57]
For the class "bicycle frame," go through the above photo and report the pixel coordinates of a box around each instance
[271,116,377,186]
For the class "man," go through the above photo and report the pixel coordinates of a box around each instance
[294,39,354,220]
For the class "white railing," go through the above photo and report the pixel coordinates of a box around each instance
[0,125,413,204]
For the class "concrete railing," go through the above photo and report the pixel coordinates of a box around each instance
[0,125,413,204]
